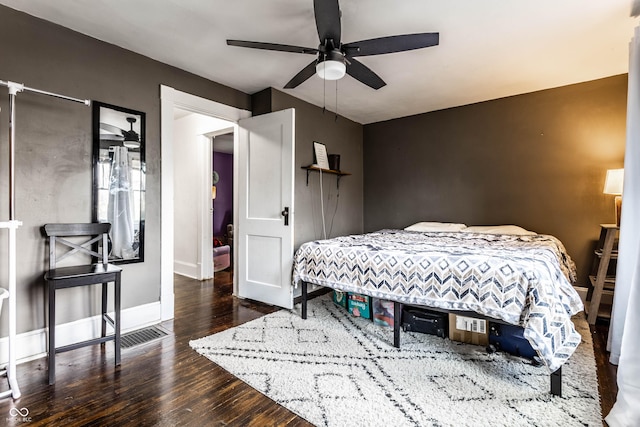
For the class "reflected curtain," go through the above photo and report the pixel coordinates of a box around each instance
[108,146,136,259]
[605,25,640,427]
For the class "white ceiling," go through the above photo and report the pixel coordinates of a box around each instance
[1,0,637,124]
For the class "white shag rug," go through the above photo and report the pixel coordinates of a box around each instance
[190,295,602,427]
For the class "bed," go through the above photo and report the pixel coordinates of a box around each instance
[292,225,584,395]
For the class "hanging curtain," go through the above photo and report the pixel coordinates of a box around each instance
[108,146,136,259]
[605,25,640,427]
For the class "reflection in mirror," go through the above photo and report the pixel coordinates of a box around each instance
[92,102,145,263]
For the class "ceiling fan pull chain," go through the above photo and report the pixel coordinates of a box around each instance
[336,80,339,121]
[322,71,326,115]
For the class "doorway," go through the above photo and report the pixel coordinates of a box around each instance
[212,132,234,273]
[172,109,233,281]
[160,85,251,321]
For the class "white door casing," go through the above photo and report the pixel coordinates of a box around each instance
[198,134,213,281]
[237,109,295,309]
[160,85,251,321]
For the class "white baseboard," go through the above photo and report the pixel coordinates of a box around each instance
[0,301,163,366]
[573,285,613,310]
[174,260,198,279]
[574,286,589,307]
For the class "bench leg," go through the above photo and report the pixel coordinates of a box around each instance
[115,276,121,366]
[101,281,108,339]
[393,301,402,348]
[48,283,56,385]
[551,367,562,397]
[301,281,308,319]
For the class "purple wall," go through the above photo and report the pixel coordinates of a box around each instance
[213,151,233,239]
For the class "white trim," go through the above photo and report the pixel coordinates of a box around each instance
[160,85,250,321]
[199,134,213,280]
[205,127,235,139]
[232,132,239,295]
[160,86,176,321]
[174,260,199,279]
[0,302,161,366]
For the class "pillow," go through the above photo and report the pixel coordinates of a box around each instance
[404,222,467,232]
[461,225,537,235]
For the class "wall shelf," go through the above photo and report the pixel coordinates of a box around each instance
[302,165,351,188]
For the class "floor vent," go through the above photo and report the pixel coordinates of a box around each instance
[121,326,169,349]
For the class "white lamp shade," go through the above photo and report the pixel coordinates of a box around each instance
[603,168,624,195]
[316,60,346,80]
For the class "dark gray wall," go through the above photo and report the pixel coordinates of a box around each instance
[255,88,364,247]
[363,75,627,287]
[0,6,251,333]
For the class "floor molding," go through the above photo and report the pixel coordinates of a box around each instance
[0,302,162,365]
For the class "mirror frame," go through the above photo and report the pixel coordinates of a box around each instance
[92,101,146,264]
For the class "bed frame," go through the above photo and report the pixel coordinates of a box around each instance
[299,281,563,397]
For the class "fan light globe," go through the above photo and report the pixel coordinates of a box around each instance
[316,60,346,80]
[123,140,140,149]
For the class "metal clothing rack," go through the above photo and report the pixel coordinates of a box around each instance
[0,80,90,399]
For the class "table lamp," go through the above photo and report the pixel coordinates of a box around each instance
[603,168,624,226]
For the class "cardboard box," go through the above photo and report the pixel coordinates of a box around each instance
[448,314,489,346]
[332,290,348,308]
[348,293,372,319]
[373,298,395,327]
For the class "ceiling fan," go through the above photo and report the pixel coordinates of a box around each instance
[227,0,439,90]
[100,117,140,149]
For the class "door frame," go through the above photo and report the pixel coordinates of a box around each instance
[160,85,251,321]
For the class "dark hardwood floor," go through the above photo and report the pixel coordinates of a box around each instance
[0,271,617,426]
[1,271,313,426]
[592,319,618,420]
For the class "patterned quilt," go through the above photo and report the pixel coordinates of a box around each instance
[292,229,584,372]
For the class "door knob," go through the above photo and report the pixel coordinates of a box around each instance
[281,207,289,226]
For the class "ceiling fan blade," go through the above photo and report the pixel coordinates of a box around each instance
[313,0,341,45]
[100,122,124,134]
[227,40,318,54]
[346,58,386,90]
[100,134,124,141]
[343,33,439,57]
[284,60,318,89]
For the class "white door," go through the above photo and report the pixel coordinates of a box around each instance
[237,109,295,309]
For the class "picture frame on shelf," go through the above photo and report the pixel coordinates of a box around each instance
[313,141,330,169]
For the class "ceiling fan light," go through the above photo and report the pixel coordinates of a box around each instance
[123,140,140,149]
[316,60,346,80]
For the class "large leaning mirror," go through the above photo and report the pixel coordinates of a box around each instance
[92,101,145,263]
